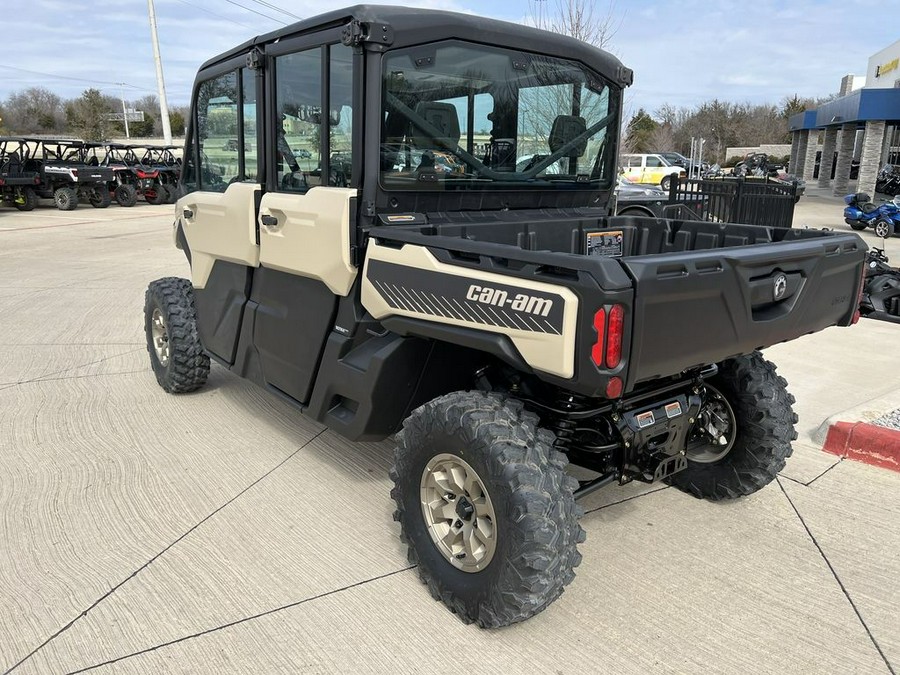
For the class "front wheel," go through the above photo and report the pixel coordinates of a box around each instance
[144,185,166,205]
[667,352,797,500]
[660,175,672,192]
[144,277,210,393]
[88,185,111,208]
[874,219,894,239]
[390,391,584,628]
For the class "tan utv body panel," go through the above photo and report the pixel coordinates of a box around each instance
[177,183,261,289]
[362,241,579,379]
[258,187,358,296]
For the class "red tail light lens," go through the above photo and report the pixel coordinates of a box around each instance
[605,376,623,399]
[590,308,606,366]
[606,304,624,368]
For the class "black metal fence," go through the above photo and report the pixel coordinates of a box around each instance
[669,176,799,229]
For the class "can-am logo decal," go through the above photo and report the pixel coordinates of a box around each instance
[466,285,553,317]
[367,260,565,335]
[773,274,787,300]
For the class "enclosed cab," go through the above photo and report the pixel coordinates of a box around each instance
[145,6,866,628]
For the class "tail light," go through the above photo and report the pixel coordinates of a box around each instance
[852,261,867,325]
[590,308,606,366]
[136,169,159,179]
[590,304,625,368]
[606,304,624,368]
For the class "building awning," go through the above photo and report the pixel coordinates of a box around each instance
[790,89,900,131]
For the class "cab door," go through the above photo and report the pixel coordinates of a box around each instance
[179,62,261,365]
[249,39,358,405]
[643,154,665,185]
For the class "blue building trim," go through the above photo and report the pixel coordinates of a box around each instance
[813,88,900,127]
[788,110,818,131]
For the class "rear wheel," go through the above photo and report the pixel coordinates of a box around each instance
[164,184,179,203]
[145,185,166,205]
[874,219,894,239]
[144,277,210,393]
[390,391,584,627]
[53,186,78,211]
[12,187,36,211]
[667,352,796,500]
[114,184,138,207]
[849,221,868,231]
[88,185,111,208]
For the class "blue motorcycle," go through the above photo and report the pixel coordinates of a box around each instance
[844,192,900,238]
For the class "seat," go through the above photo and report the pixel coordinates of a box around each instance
[410,102,460,151]
[548,115,587,157]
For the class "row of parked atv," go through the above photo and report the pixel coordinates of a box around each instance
[0,137,182,212]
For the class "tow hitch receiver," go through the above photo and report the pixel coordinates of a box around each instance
[617,391,702,483]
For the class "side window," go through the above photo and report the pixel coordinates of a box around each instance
[645,156,663,168]
[626,156,641,168]
[196,71,240,191]
[242,68,258,181]
[274,49,322,193]
[329,44,353,187]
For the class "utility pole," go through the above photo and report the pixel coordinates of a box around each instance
[118,83,130,139]
[147,0,172,144]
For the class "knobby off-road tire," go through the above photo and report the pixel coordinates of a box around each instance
[667,351,797,500]
[115,184,138,207]
[144,186,166,205]
[164,184,179,204]
[54,186,78,211]
[390,391,585,628]
[144,277,209,393]
[13,187,36,211]
[88,186,112,208]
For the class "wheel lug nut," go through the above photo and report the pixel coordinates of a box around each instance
[455,552,466,559]
[454,520,462,529]
[446,493,456,501]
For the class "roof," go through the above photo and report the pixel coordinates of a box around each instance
[199,5,631,88]
[790,88,900,130]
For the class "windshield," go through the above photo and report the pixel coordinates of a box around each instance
[380,40,617,191]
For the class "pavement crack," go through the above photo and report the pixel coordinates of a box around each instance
[64,566,417,674]
[776,477,896,675]
[803,458,843,487]
[0,348,144,391]
[3,429,328,675]
[583,485,670,516]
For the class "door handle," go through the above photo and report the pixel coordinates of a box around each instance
[261,214,278,227]
[183,208,193,219]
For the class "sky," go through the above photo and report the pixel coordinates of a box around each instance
[1,0,897,119]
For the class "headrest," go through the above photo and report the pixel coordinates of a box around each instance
[549,115,587,156]
[410,102,460,150]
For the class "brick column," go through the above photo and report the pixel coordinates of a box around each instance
[857,121,886,196]
[801,130,819,181]
[817,127,839,188]
[795,130,809,180]
[833,123,857,196]
[789,132,800,174]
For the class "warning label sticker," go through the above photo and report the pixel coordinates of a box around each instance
[586,230,624,257]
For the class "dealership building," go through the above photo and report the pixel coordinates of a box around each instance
[788,39,900,196]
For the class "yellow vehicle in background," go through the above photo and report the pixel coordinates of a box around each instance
[620,153,686,191]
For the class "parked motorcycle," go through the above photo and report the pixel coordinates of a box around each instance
[875,164,900,196]
[859,247,900,324]
[844,192,900,237]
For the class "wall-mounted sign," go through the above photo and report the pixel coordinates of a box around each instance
[876,57,899,78]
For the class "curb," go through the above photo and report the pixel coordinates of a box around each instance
[822,421,900,473]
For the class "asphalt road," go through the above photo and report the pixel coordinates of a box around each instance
[0,195,898,674]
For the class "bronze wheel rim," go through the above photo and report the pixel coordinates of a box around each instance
[420,453,497,573]
[151,308,170,366]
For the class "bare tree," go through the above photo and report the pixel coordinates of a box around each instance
[4,87,65,134]
[526,0,621,49]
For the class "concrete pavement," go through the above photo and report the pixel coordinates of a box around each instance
[0,197,898,674]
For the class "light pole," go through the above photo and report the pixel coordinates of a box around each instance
[148,0,172,144]
[118,83,130,139]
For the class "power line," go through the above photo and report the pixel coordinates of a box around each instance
[220,0,287,24]
[0,65,154,92]
[169,0,254,29]
[244,0,303,21]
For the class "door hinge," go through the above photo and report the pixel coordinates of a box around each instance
[246,46,264,70]
[341,20,394,48]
